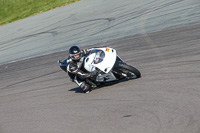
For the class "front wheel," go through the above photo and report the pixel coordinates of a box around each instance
[119,64,141,79]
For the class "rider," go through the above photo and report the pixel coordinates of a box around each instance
[67,45,97,93]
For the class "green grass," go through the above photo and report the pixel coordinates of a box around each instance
[0,0,80,26]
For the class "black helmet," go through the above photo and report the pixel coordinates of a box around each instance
[68,45,82,60]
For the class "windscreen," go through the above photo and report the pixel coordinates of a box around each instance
[90,49,105,64]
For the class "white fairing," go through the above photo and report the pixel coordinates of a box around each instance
[96,71,117,82]
[84,47,117,82]
[84,47,116,73]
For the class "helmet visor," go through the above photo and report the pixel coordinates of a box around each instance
[70,52,81,60]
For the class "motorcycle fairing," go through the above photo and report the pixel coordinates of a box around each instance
[96,71,117,82]
[84,47,117,73]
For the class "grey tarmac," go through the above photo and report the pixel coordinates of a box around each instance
[0,23,200,133]
[0,0,200,65]
[0,0,200,132]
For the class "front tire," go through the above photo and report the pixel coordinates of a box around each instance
[120,64,141,79]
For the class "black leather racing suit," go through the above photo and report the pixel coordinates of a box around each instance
[67,49,96,91]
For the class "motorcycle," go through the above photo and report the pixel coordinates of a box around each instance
[58,47,141,91]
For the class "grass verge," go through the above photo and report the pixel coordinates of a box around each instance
[0,0,80,26]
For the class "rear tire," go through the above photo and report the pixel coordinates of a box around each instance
[120,64,141,78]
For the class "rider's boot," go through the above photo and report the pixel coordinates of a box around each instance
[86,79,97,88]
[80,82,91,93]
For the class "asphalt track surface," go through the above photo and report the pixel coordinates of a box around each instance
[1,0,200,133]
[0,0,200,65]
[1,23,200,133]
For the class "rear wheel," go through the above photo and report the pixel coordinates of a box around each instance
[119,64,141,79]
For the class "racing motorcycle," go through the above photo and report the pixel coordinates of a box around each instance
[58,47,141,91]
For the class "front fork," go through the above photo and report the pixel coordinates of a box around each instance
[112,56,127,78]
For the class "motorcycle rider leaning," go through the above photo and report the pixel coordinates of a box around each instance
[67,45,97,93]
